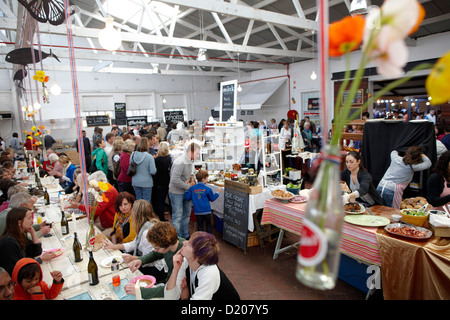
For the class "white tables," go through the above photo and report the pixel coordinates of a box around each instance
[37,204,143,300]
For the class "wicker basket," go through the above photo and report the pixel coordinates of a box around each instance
[401,209,429,227]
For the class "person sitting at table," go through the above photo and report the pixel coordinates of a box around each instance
[0,207,54,275]
[67,170,118,233]
[377,146,431,208]
[1,190,51,238]
[42,153,63,183]
[102,200,168,282]
[52,155,76,190]
[164,231,240,300]
[124,221,186,299]
[11,257,64,300]
[427,150,450,210]
[110,191,136,244]
[1,161,29,182]
[0,267,14,300]
[341,151,385,207]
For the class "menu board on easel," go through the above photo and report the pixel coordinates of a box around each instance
[223,183,249,252]
[220,80,237,122]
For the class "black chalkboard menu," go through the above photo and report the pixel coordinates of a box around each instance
[220,81,236,122]
[164,110,184,123]
[223,182,249,252]
[114,103,127,125]
[86,115,110,127]
[127,116,147,127]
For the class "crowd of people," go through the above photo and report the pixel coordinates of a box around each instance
[0,120,239,300]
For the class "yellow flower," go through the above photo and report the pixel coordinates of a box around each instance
[426,51,450,105]
[31,126,37,131]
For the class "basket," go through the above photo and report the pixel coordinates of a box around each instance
[401,209,429,227]
[286,187,300,195]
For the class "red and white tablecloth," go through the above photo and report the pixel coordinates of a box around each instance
[261,198,381,266]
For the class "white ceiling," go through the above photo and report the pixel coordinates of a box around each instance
[0,0,449,77]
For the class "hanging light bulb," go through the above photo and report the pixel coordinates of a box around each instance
[162,98,167,104]
[98,17,122,51]
[310,71,317,80]
[50,82,62,95]
[197,48,209,62]
[33,101,41,110]
[237,84,242,92]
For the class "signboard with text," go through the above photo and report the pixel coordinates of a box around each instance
[220,80,237,122]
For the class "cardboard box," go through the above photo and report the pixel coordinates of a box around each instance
[289,170,302,180]
[429,223,450,237]
[225,179,262,194]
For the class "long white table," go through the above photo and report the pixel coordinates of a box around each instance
[36,197,144,300]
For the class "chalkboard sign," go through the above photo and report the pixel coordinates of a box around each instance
[220,80,237,122]
[86,115,110,127]
[164,111,184,123]
[342,89,364,105]
[223,183,249,252]
[114,103,127,125]
[127,116,147,127]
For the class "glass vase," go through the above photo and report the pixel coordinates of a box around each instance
[85,221,96,251]
[296,145,345,290]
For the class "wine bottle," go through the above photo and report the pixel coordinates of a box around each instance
[44,188,50,205]
[87,251,99,285]
[60,211,69,235]
[73,232,83,262]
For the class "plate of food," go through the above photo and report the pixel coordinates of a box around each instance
[384,223,432,240]
[344,202,366,214]
[100,256,124,268]
[290,195,308,203]
[344,215,390,227]
[271,189,294,202]
[130,275,156,288]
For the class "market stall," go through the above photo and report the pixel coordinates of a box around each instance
[262,198,450,299]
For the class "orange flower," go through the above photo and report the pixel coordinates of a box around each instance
[409,2,425,35]
[329,15,365,57]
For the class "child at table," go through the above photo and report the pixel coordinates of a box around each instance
[12,258,64,300]
[184,170,221,234]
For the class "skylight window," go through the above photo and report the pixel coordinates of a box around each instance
[107,0,179,34]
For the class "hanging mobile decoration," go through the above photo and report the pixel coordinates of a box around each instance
[33,70,50,103]
[17,0,78,26]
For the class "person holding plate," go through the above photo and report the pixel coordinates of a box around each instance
[341,151,385,207]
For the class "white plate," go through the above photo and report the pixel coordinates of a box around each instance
[100,256,124,268]
[344,203,366,215]
[410,119,428,123]
[290,195,308,203]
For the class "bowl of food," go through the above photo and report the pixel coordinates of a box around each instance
[401,209,429,227]
[286,182,302,195]
[271,189,294,202]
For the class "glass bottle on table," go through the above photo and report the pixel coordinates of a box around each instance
[60,211,69,235]
[87,251,99,286]
[44,188,50,205]
[72,232,83,262]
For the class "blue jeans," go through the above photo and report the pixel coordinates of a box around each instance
[134,186,152,203]
[377,185,394,207]
[169,191,192,239]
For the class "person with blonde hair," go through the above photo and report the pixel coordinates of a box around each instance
[131,137,157,203]
[53,155,76,188]
[117,139,135,195]
[103,200,167,281]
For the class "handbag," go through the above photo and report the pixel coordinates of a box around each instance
[127,152,137,176]
[89,155,98,173]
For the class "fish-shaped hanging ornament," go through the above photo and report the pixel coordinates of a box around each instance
[5,48,60,66]
[17,0,78,26]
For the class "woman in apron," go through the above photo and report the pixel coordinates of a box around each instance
[377,146,431,208]
[427,150,450,211]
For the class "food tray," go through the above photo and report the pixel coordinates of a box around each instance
[384,223,432,240]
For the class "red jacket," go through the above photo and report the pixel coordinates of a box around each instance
[12,258,64,300]
[79,186,118,228]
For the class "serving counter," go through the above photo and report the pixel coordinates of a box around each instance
[262,198,450,300]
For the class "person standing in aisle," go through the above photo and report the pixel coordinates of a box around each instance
[169,141,200,239]
[104,132,115,183]
[131,137,157,203]
[154,142,172,221]
[117,139,135,196]
[76,130,92,172]
[92,127,103,150]
[91,139,108,176]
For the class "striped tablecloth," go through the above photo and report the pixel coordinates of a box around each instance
[262,198,382,266]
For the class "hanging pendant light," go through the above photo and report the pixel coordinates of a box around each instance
[99,17,122,51]
[310,71,317,80]
[197,48,209,62]
[50,81,61,95]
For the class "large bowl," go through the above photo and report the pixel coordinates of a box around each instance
[286,187,300,195]
[401,209,429,227]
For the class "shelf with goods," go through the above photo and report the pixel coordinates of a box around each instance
[260,133,283,188]
[202,121,245,171]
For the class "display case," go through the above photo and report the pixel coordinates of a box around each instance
[202,121,245,171]
[260,133,283,188]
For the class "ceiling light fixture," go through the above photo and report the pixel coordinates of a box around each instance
[310,31,317,81]
[50,81,61,95]
[99,17,122,51]
[153,65,161,74]
[197,48,209,62]
[349,0,368,15]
